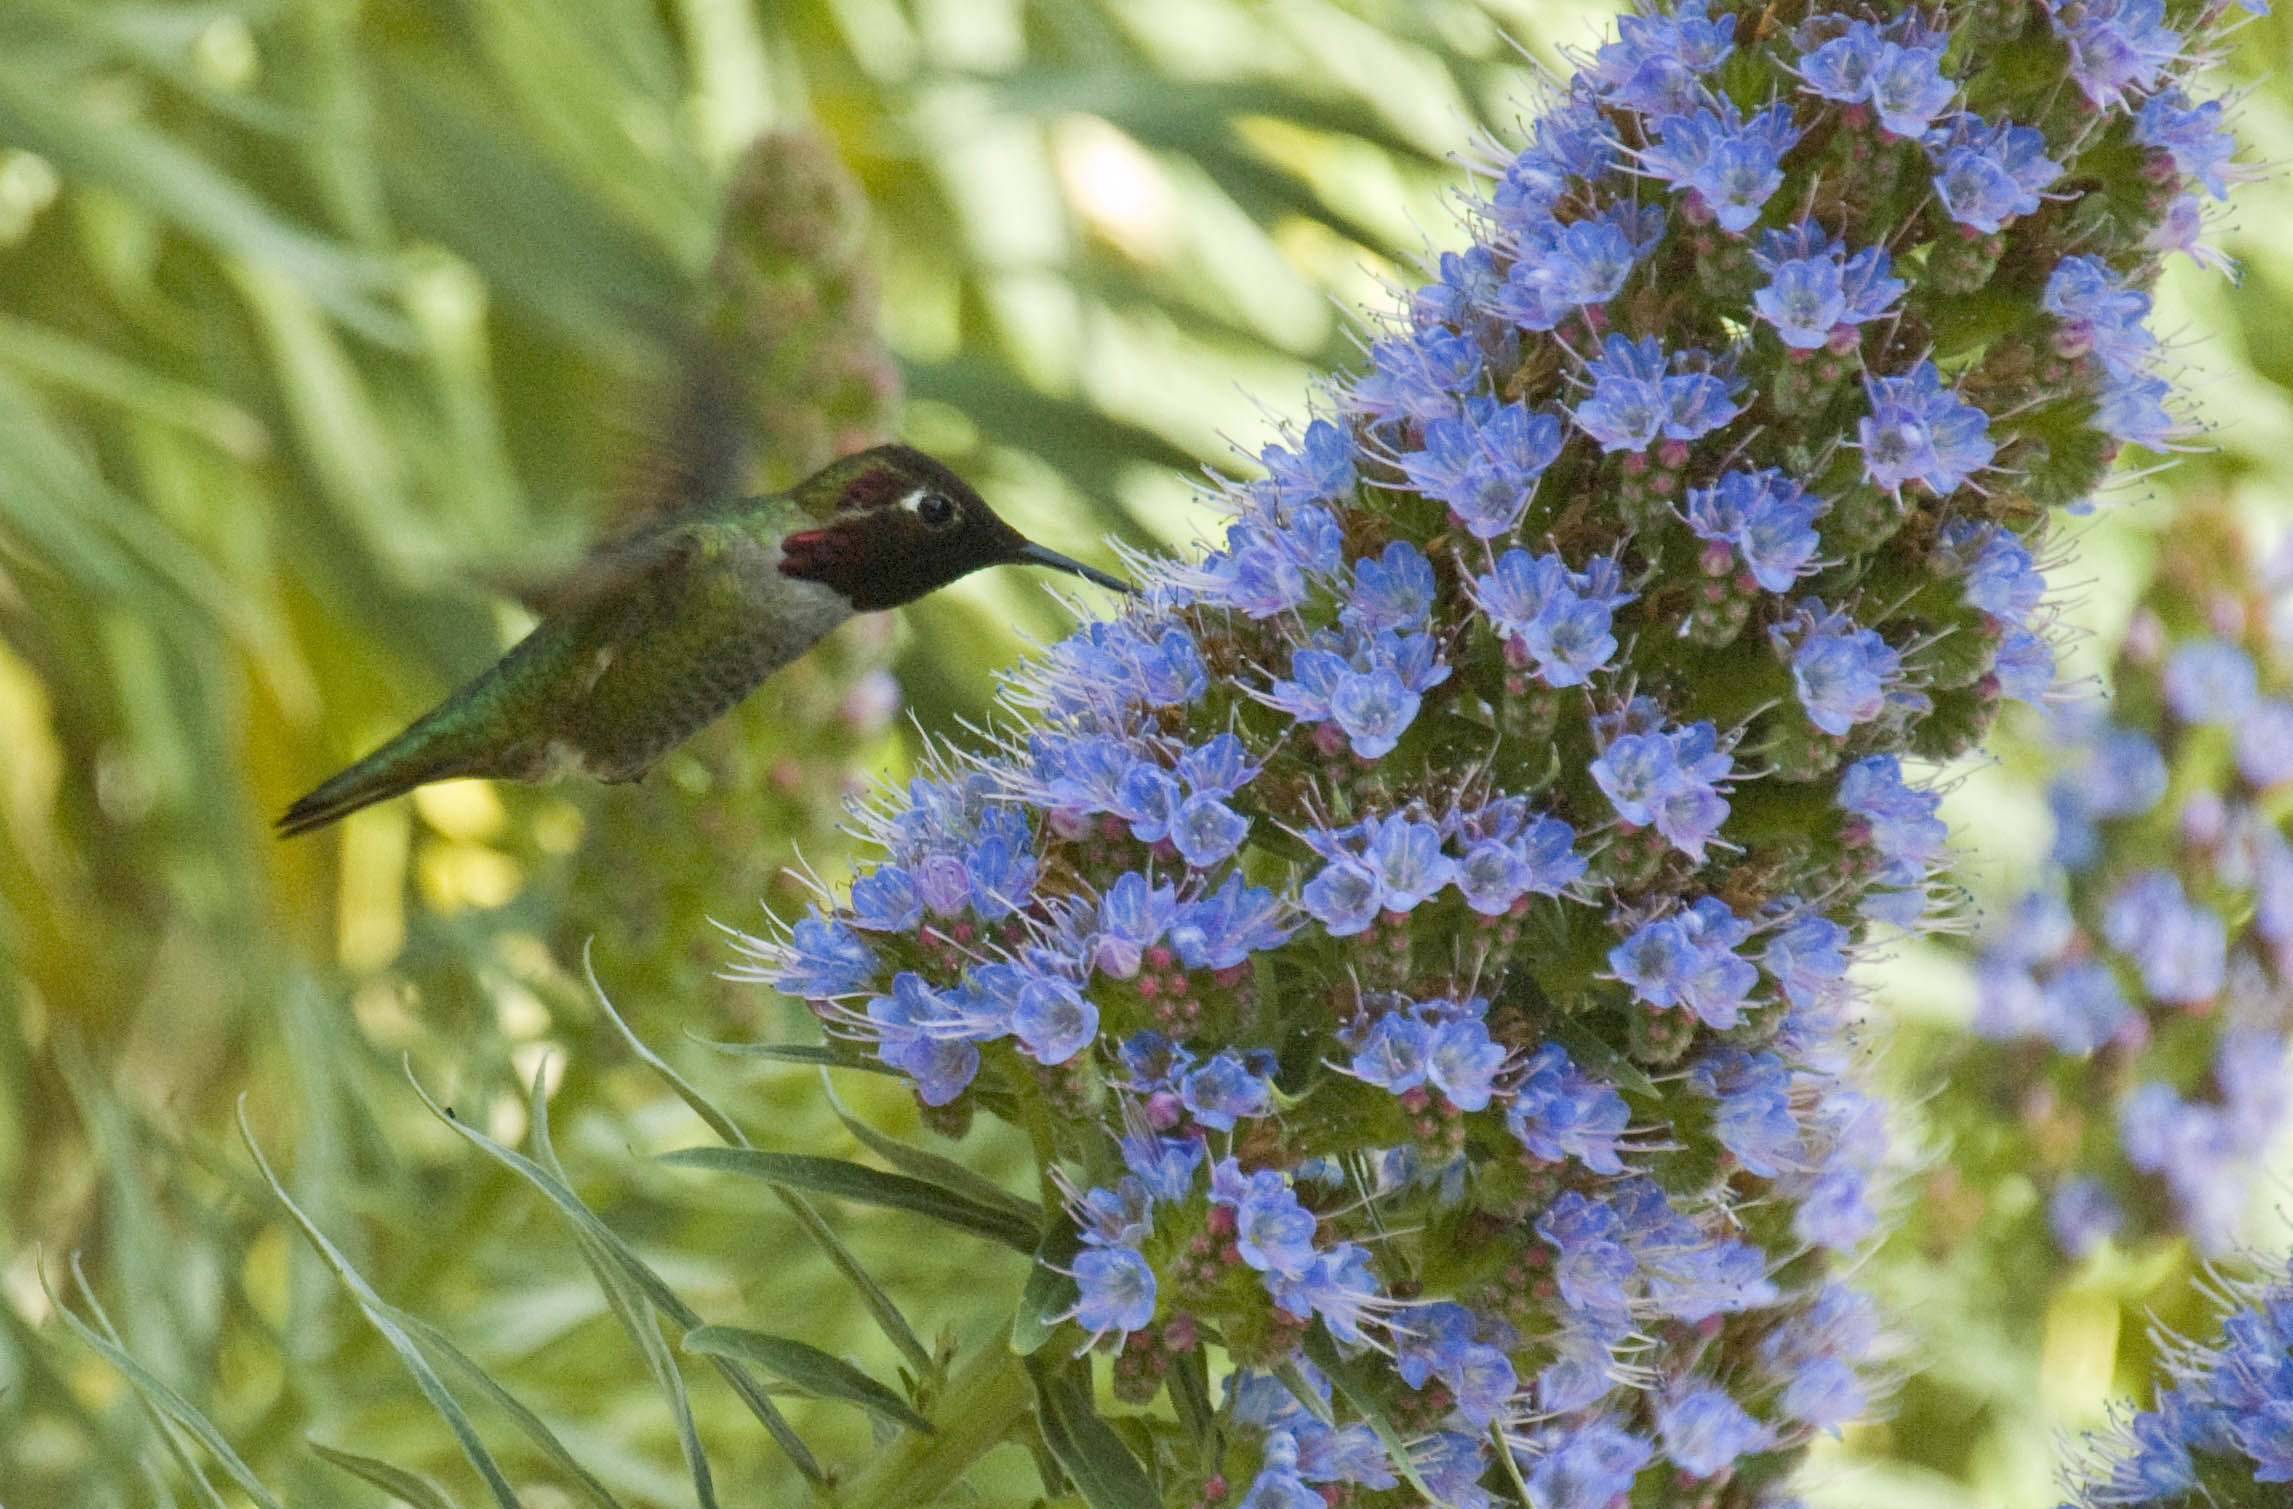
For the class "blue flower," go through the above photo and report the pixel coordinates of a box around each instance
[1588,0,1734,114]
[1169,873,1294,969]
[1227,1164,1319,1278]
[1496,207,1663,332]
[964,829,1038,920]
[1119,1132,1204,1203]
[2044,255,2157,380]
[1509,1043,1631,1173]
[1397,399,1565,538]
[1092,871,1177,979]
[1427,1016,1507,1111]
[1344,540,1437,634]
[1537,1192,1636,1325]
[1687,1047,1800,1176]
[1795,18,1956,137]
[1589,704,1736,858]
[774,916,879,999]
[1764,914,1850,1007]
[1007,971,1099,1065]
[1068,1246,1156,1336]
[1572,335,1743,452]
[1260,419,1356,506]
[1773,600,1904,735]
[1519,1417,1654,1509]
[2137,88,2239,199]
[1352,326,1483,426]
[1748,225,1905,349]
[1658,1384,1775,1477]
[2163,640,2258,725]
[1640,100,1804,232]
[1180,1050,1274,1129]
[864,974,981,1105]
[2045,0,2183,112]
[1927,112,2061,232]
[1078,1178,1155,1248]
[1350,1011,1431,1093]
[848,866,923,932]
[1168,792,1250,868]
[1361,813,1459,911]
[1858,361,1997,495]
[1301,857,1382,937]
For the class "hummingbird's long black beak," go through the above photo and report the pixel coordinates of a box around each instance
[1014,540,1134,595]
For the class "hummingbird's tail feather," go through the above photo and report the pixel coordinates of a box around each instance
[277,726,486,838]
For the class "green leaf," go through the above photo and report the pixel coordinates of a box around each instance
[42,1258,272,1509]
[380,1310,627,1509]
[1546,1018,1661,1101]
[234,1103,524,1509]
[1026,1355,1159,1509]
[1302,1322,1435,1500]
[683,1325,933,1433]
[690,1037,898,1074]
[307,1442,458,1509]
[0,59,406,342]
[661,1147,1042,1252]
[583,946,931,1376]
[406,1061,825,1484]
[819,1078,1039,1228]
[1010,1216,1083,1358]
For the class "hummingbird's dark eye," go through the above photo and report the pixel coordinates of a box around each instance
[916,491,957,528]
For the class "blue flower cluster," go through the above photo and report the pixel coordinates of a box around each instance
[1965,563,2293,1259]
[724,0,2246,1501]
[2067,1267,2293,1505]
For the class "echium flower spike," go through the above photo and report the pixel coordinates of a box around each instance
[2065,1263,2293,1506]
[732,0,2249,1500]
[1944,514,2293,1265]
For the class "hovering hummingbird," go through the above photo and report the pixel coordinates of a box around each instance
[277,445,1129,837]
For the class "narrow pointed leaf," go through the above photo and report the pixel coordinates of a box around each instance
[234,1105,522,1508]
[660,1147,1042,1252]
[819,1079,1039,1227]
[1302,1322,1435,1499]
[1026,1356,1159,1509]
[692,1038,898,1074]
[307,1442,457,1509]
[682,1325,933,1433]
[1010,1217,1081,1358]
[43,1259,281,1509]
[383,1308,627,1509]
[584,947,931,1375]
[406,1062,825,1483]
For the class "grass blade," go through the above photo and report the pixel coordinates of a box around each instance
[584,943,932,1376]
[1026,1355,1158,1509]
[234,1104,523,1509]
[406,1060,826,1482]
[659,1147,1041,1253]
[42,1256,281,1509]
[682,1325,933,1433]
[307,1442,458,1509]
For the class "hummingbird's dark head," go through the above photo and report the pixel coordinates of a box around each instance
[779,444,1131,611]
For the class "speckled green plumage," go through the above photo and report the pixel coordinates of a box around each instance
[279,443,1125,837]
[278,492,846,836]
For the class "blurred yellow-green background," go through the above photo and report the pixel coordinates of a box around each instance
[0,0,2288,1504]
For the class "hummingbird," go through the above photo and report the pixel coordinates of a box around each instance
[277,444,1129,837]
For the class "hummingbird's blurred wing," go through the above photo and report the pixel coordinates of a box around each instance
[603,331,751,526]
[497,525,708,625]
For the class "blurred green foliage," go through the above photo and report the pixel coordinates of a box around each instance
[1,0,2289,1503]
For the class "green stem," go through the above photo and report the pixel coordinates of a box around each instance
[836,1341,1032,1509]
